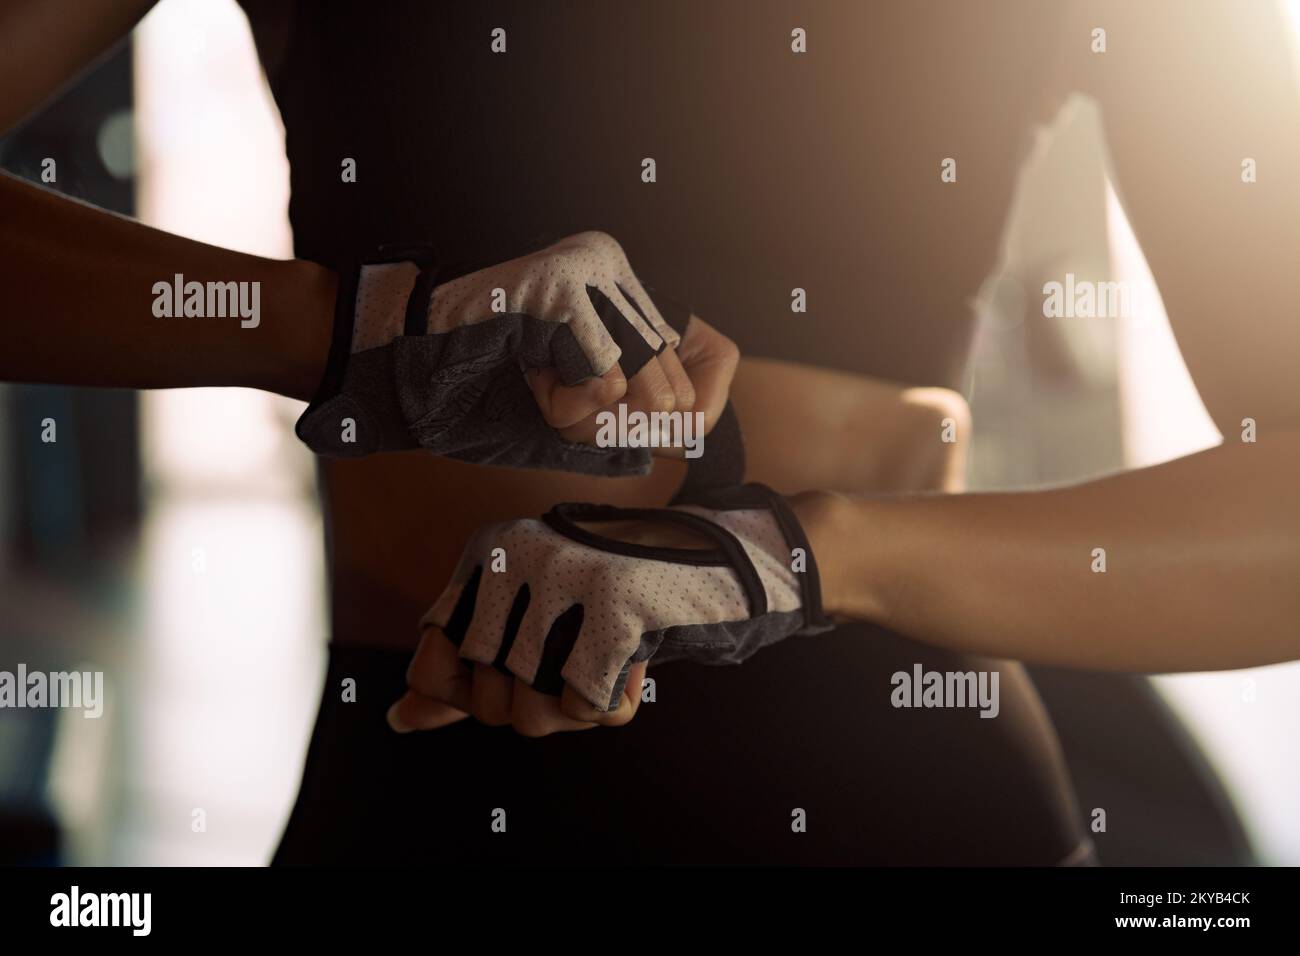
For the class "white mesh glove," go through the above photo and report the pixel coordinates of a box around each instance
[421,484,833,711]
[295,231,686,474]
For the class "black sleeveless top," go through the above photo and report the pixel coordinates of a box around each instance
[248,5,1253,868]
[250,0,1061,389]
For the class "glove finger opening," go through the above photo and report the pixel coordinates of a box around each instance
[634,278,693,341]
[435,565,482,646]
[584,284,661,377]
[616,276,681,350]
[530,603,585,697]
[490,583,530,676]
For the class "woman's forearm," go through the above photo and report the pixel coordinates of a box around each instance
[1,169,334,400]
[805,432,1300,672]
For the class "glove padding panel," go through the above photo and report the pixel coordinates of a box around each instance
[422,483,833,711]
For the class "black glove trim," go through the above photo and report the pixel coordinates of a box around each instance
[659,482,833,634]
[296,258,362,442]
[586,285,659,377]
[297,243,436,446]
[670,402,746,506]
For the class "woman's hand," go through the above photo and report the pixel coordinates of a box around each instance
[460,315,742,734]
[297,231,738,476]
[385,516,690,737]
[387,629,650,738]
[526,313,739,459]
[387,485,832,737]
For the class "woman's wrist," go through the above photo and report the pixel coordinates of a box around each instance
[790,489,896,625]
[269,257,338,402]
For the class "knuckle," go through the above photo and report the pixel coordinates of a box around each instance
[718,334,740,364]
[589,562,623,590]
[407,665,438,698]
[599,704,636,727]
[561,697,599,723]
[474,706,511,727]
[585,230,621,254]
[557,422,590,444]
[648,386,677,413]
[512,713,553,738]
[470,689,512,727]
[563,230,622,262]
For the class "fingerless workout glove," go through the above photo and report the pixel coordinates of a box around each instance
[422,482,834,711]
[295,231,686,475]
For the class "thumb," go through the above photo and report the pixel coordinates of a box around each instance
[387,690,470,733]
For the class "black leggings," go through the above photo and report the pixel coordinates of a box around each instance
[274,621,1095,865]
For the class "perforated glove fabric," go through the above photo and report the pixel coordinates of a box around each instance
[295,231,686,475]
[421,483,833,711]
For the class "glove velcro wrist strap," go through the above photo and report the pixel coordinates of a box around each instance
[294,257,366,452]
[678,482,832,633]
[295,245,434,456]
[297,241,467,457]
[757,487,833,633]
[543,481,832,634]
[670,401,746,506]
[298,243,436,422]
